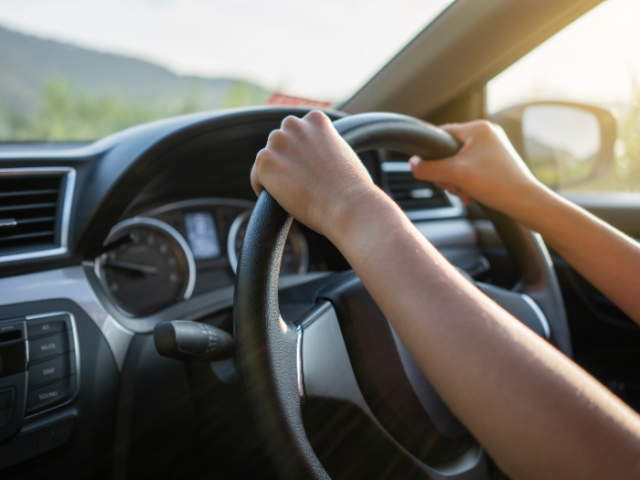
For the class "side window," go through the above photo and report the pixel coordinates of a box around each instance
[487,0,640,194]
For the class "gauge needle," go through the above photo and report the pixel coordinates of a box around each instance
[107,260,159,275]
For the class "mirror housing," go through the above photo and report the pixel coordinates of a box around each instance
[491,101,616,190]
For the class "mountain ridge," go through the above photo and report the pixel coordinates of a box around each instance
[0,24,269,114]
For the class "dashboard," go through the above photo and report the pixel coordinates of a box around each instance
[0,107,487,479]
[96,199,313,317]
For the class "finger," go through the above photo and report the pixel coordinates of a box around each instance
[281,115,303,133]
[250,165,264,197]
[442,186,472,206]
[437,183,465,197]
[439,123,467,139]
[445,119,505,143]
[410,155,454,183]
[267,128,287,149]
[437,183,472,206]
[303,109,331,126]
[460,193,472,206]
[251,150,267,197]
[449,190,472,206]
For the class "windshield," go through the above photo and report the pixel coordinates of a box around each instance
[0,0,454,142]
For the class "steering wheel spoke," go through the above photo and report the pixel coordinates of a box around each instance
[298,298,491,480]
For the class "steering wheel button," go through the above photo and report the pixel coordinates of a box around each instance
[29,332,68,363]
[29,355,71,388]
[27,376,74,413]
[27,319,67,340]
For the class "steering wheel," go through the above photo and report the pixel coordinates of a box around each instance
[233,113,571,479]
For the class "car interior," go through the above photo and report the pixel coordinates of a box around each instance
[1,0,639,478]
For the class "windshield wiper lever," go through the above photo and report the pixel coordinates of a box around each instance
[154,320,234,362]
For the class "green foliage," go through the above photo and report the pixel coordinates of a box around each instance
[222,81,269,109]
[0,77,266,141]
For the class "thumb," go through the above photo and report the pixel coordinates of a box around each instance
[410,155,455,183]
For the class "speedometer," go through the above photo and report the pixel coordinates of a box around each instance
[97,217,196,317]
[227,210,309,275]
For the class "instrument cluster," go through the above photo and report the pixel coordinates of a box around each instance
[96,198,311,317]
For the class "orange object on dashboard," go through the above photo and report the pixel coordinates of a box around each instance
[266,92,331,108]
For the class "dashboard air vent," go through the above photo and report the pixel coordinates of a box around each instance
[0,168,75,261]
[382,162,463,221]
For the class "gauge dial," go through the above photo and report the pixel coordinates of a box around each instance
[227,210,309,275]
[97,217,196,317]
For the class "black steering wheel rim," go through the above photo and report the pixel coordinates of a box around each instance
[233,112,571,480]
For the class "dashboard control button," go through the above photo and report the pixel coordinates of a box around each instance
[26,376,74,413]
[29,355,71,388]
[29,332,69,363]
[0,408,13,429]
[0,387,16,409]
[37,415,75,454]
[27,318,67,339]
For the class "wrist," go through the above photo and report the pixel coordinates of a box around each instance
[324,186,404,258]
[502,181,563,229]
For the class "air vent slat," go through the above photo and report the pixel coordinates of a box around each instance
[16,216,57,225]
[383,162,453,212]
[0,202,57,212]
[0,170,72,259]
[380,159,463,220]
[0,231,55,242]
[0,189,59,198]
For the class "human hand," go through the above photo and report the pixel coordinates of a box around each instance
[251,110,381,238]
[410,120,545,215]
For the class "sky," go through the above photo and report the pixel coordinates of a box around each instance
[488,0,640,113]
[1,0,638,108]
[0,0,454,102]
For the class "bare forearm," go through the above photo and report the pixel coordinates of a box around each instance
[249,112,640,479]
[328,192,640,480]
[502,185,640,325]
[410,120,640,325]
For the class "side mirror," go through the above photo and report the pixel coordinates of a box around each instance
[491,102,616,190]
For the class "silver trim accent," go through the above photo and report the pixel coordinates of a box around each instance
[227,209,309,275]
[410,188,434,199]
[300,301,488,478]
[0,266,134,371]
[381,162,464,220]
[24,311,81,418]
[381,162,414,173]
[520,293,551,339]
[227,209,251,274]
[97,217,197,316]
[405,193,464,221]
[0,167,76,263]
[296,323,305,401]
